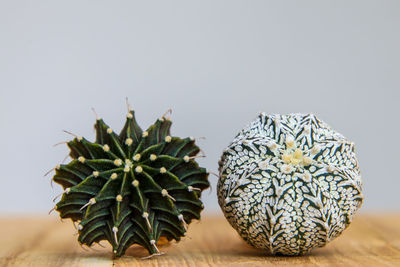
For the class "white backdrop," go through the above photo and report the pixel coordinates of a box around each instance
[1,0,399,214]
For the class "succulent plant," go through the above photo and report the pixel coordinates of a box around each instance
[52,107,209,257]
[218,113,363,255]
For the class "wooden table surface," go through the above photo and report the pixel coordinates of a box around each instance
[0,214,399,267]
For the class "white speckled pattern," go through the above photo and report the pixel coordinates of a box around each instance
[218,113,363,255]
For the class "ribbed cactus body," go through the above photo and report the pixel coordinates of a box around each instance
[218,113,363,255]
[53,110,209,257]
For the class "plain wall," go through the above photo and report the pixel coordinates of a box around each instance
[0,0,399,215]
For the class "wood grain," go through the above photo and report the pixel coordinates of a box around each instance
[0,214,399,267]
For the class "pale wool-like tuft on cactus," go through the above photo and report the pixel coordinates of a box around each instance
[52,108,209,257]
[217,113,363,255]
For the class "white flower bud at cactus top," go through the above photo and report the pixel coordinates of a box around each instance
[165,136,172,143]
[133,154,141,161]
[285,136,295,149]
[282,153,292,163]
[92,171,99,177]
[142,131,148,137]
[160,167,167,174]
[218,113,363,255]
[114,159,122,166]
[135,166,143,173]
[110,173,118,180]
[280,164,293,174]
[150,154,157,161]
[293,149,303,159]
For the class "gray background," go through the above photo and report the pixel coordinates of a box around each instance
[0,1,399,215]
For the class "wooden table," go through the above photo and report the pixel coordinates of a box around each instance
[1,214,399,266]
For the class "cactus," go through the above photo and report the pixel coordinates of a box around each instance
[218,113,363,255]
[52,107,209,257]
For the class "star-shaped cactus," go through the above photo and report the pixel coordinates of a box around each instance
[218,113,363,255]
[52,108,209,257]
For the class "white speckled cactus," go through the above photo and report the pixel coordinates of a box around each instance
[217,113,363,255]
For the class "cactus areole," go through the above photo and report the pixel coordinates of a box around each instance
[52,109,209,257]
[217,113,363,255]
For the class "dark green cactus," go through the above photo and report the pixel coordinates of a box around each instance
[52,108,209,257]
